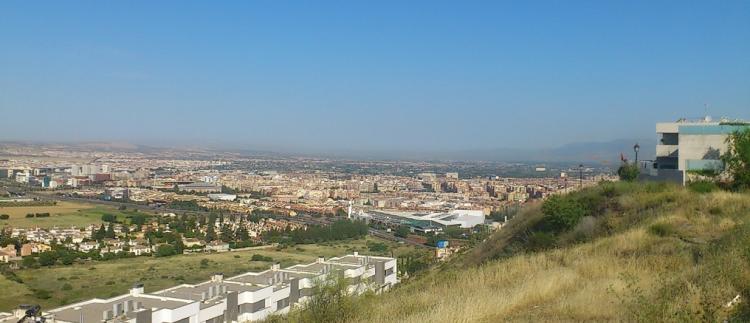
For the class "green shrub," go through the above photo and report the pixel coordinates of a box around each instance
[721,128,750,190]
[540,195,586,232]
[617,163,640,182]
[33,289,52,299]
[687,180,718,193]
[61,283,73,290]
[251,254,273,262]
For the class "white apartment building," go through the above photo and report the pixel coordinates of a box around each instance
[2,253,397,323]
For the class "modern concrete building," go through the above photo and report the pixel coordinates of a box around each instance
[355,209,485,230]
[641,117,750,184]
[2,253,397,323]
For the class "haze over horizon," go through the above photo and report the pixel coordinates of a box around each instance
[1,1,749,153]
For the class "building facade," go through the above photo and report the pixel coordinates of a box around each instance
[642,117,750,184]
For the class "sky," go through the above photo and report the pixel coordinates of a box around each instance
[1,1,749,154]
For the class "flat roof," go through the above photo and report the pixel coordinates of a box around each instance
[51,295,192,323]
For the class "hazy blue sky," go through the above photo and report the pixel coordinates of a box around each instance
[1,1,748,153]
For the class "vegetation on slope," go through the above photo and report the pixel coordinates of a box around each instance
[275,182,750,322]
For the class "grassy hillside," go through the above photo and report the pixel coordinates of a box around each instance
[279,182,750,322]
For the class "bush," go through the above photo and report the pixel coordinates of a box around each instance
[617,163,640,182]
[687,180,718,193]
[722,127,750,190]
[155,245,177,257]
[251,254,273,262]
[367,241,389,253]
[61,283,73,291]
[394,225,411,238]
[298,274,356,323]
[540,195,586,232]
[33,289,52,299]
[0,214,9,220]
[101,213,116,222]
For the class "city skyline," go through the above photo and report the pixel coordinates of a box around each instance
[1,1,749,152]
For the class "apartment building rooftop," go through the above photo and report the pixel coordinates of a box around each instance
[49,291,194,323]
[12,253,398,323]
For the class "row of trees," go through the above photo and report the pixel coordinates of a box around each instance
[263,220,369,245]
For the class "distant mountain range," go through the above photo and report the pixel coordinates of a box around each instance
[0,138,656,164]
[457,138,657,163]
[296,139,656,163]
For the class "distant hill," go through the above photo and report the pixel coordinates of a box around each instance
[0,139,656,163]
[311,138,657,163]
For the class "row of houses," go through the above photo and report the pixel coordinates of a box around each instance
[0,252,397,323]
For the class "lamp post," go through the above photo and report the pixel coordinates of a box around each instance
[579,164,583,189]
[633,143,640,165]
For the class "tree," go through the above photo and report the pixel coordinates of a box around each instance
[130,214,147,229]
[235,227,250,241]
[617,163,640,182]
[105,222,116,239]
[155,244,176,257]
[394,225,410,238]
[205,225,217,243]
[38,251,58,266]
[220,225,234,242]
[722,128,750,190]
[94,224,106,240]
[22,256,38,268]
[101,213,116,222]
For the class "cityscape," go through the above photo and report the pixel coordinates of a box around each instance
[1,1,749,322]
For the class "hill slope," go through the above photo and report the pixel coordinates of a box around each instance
[314,183,750,322]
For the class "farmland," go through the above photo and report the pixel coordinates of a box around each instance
[0,201,154,229]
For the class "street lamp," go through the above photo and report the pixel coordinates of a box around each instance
[633,143,640,165]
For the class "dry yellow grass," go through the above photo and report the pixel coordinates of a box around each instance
[338,185,750,322]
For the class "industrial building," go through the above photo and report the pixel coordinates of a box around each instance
[640,117,750,184]
[354,209,485,231]
[0,253,397,323]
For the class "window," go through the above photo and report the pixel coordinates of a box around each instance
[277,297,290,309]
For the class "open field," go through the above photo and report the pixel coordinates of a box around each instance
[0,236,422,311]
[0,201,152,229]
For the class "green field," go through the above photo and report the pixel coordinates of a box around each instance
[0,236,422,311]
[0,201,154,229]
